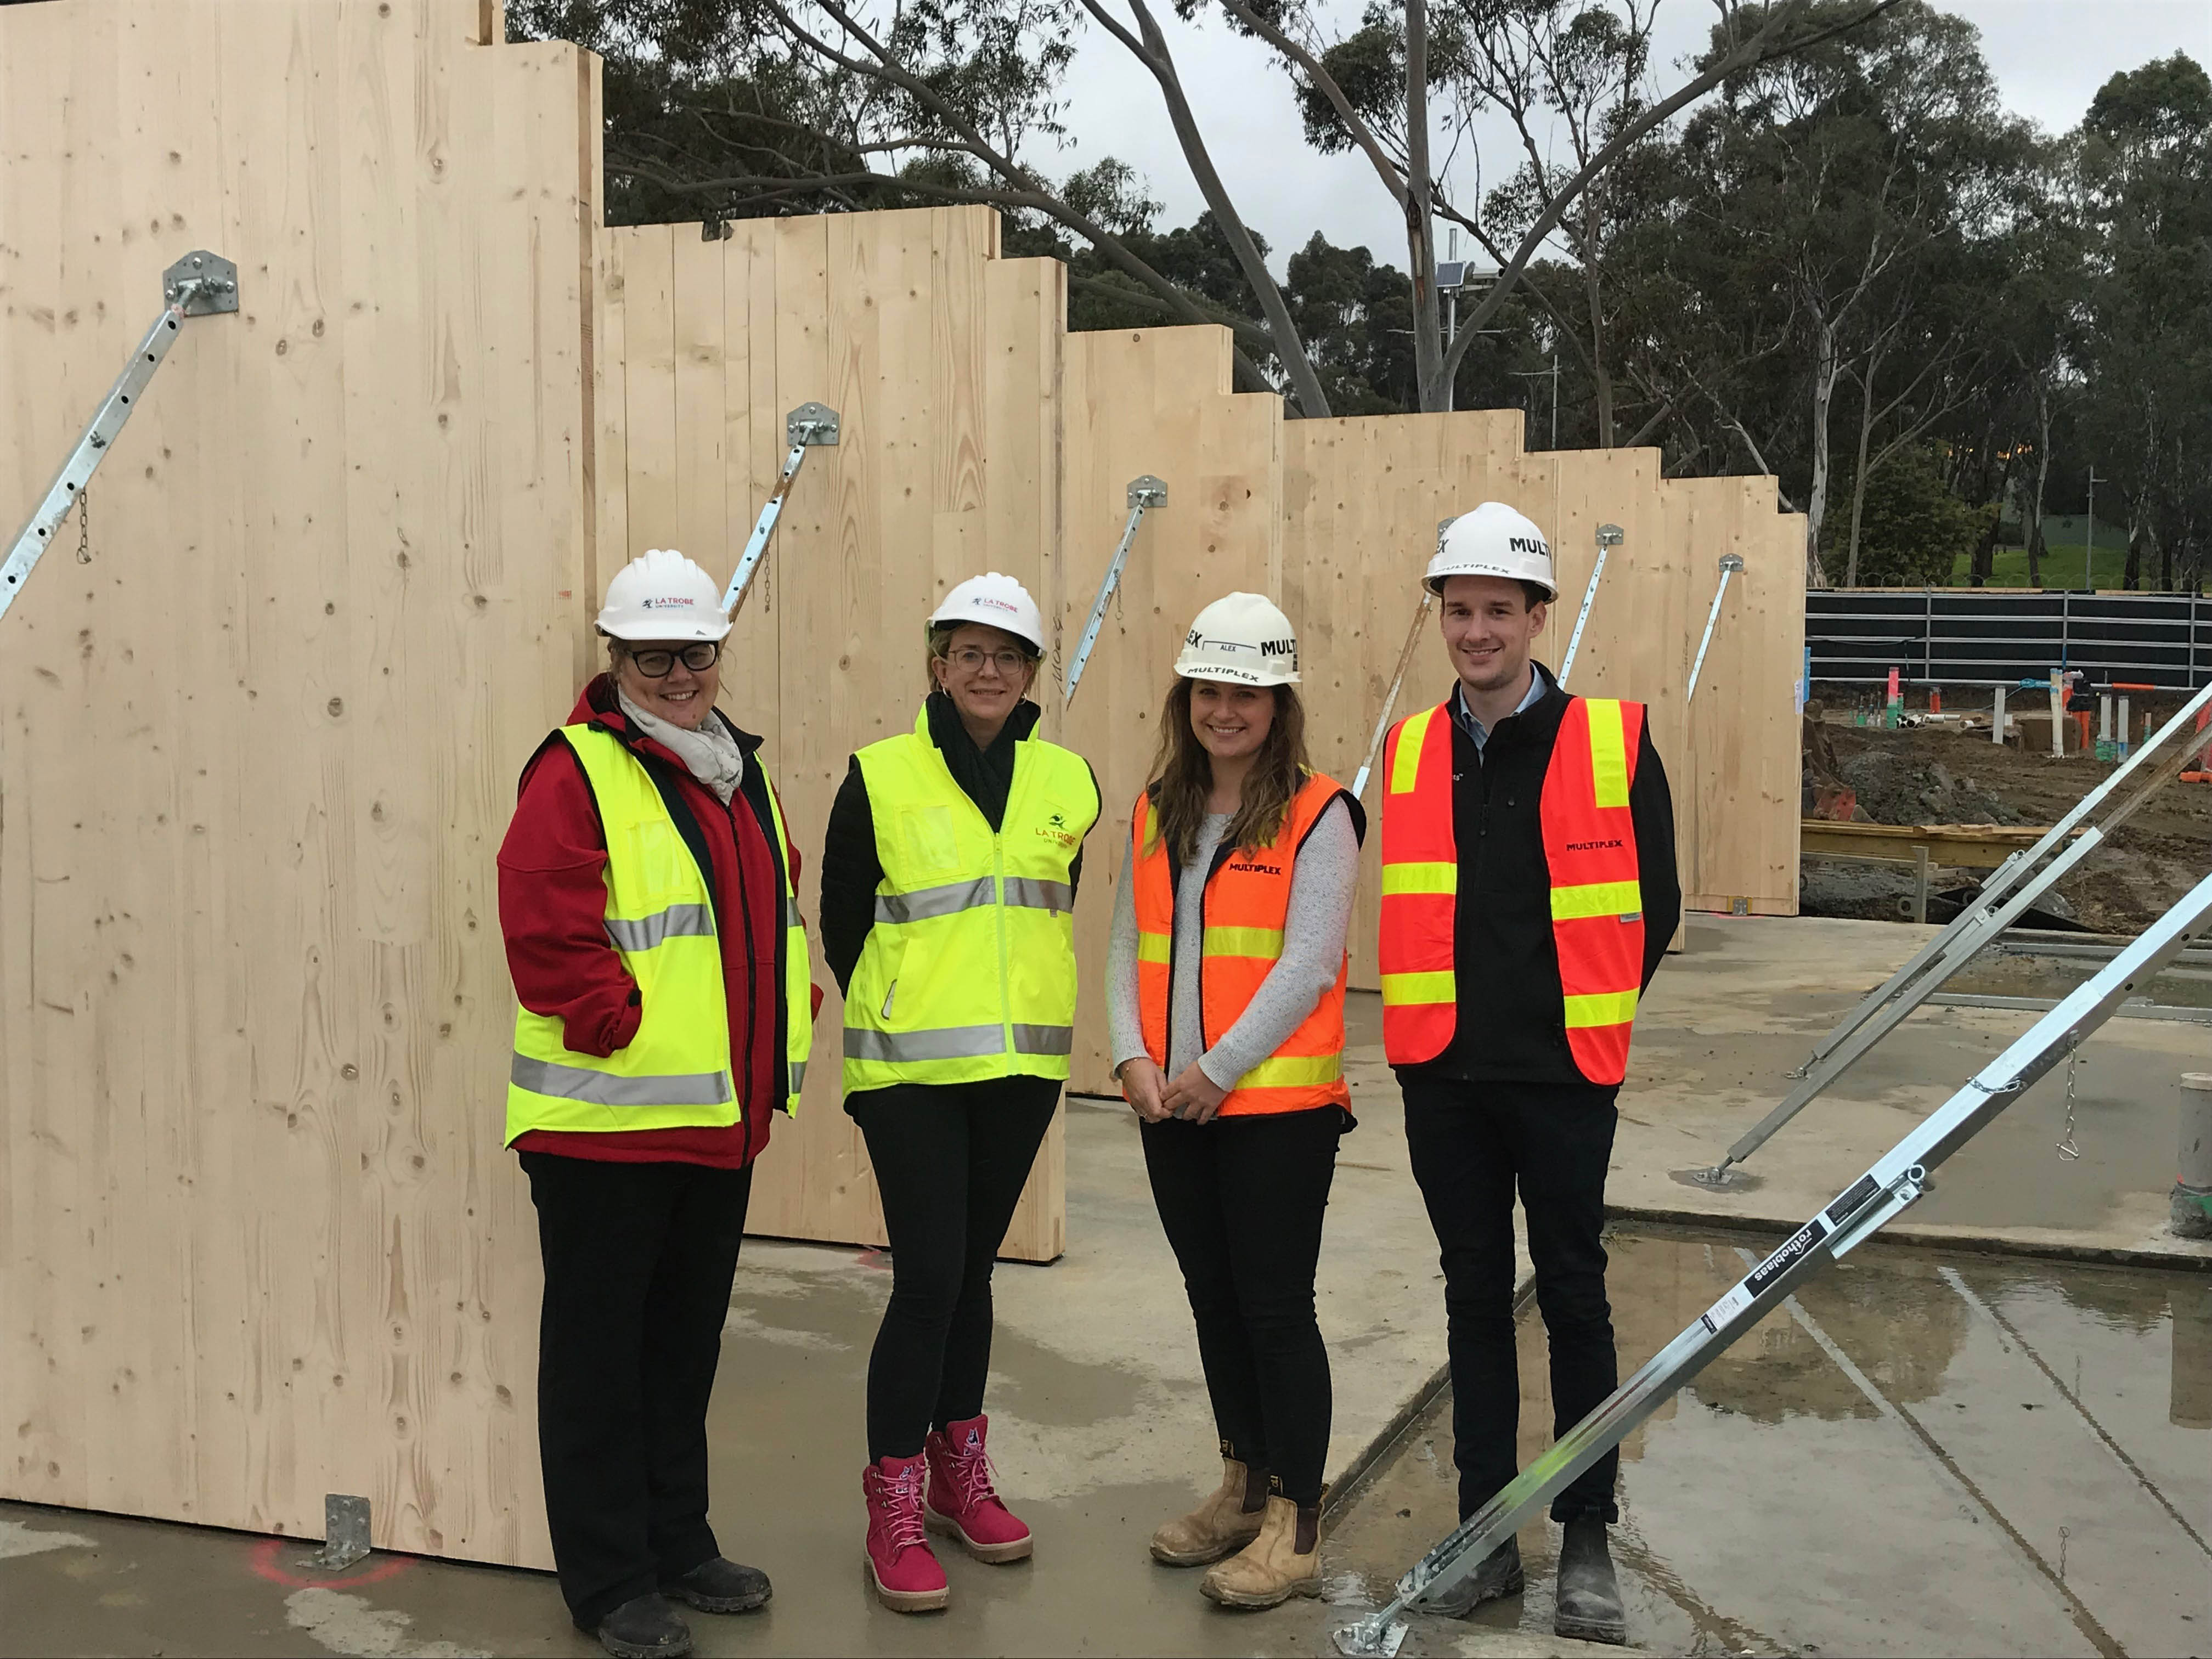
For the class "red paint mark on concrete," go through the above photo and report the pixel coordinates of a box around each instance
[247,1536,416,1590]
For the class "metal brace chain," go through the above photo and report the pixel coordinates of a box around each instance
[76,486,92,565]
[2056,1049,2084,1161]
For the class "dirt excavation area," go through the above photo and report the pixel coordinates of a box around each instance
[1800,710,2212,933]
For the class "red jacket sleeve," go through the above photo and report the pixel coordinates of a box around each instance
[497,743,644,1058]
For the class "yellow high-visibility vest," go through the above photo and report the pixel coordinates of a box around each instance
[505,723,812,1141]
[844,706,1099,1092]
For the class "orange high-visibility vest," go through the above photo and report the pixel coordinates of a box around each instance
[1130,772,1355,1116]
[1378,695,1646,1084]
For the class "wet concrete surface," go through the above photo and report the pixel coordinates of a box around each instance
[1610,916,2212,1261]
[1316,1227,2212,1658]
[10,1227,2202,1657]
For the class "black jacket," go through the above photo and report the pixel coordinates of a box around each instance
[819,693,1094,994]
[1393,663,1680,1088]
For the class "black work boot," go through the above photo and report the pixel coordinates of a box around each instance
[593,1593,692,1659]
[1553,1517,1627,1645]
[1414,1536,1523,1617]
[662,1555,772,1613]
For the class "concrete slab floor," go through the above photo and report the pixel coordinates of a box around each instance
[1317,1227,2212,1659]
[1612,915,2212,1264]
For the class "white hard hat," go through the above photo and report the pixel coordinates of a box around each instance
[1426,501,1558,600]
[597,548,732,641]
[1173,592,1300,686]
[930,572,1046,654]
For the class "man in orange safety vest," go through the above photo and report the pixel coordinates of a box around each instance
[1376,502,1679,1646]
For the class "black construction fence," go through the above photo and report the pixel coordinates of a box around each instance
[1807,590,2212,692]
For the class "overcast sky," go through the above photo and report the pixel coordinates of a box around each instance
[1039,0,2212,276]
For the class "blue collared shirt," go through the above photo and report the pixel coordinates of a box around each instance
[1450,665,1547,754]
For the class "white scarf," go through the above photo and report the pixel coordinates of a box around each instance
[619,690,747,805]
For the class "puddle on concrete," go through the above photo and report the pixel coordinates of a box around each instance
[1321,1227,2211,1657]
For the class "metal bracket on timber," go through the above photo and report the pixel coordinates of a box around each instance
[1685,675,2212,1191]
[1334,865,2212,1658]
[1555,521,1622,689]
[1685,552,1746,702]
[1064,474,1167,706]
[721,402,840,616]
[0,250,240,629]
[302,1493,373,1574]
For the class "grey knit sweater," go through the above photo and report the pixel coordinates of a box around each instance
[1107,798,1359,1090]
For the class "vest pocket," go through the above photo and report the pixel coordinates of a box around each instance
[619,817,693,905]
[898,805,962,874]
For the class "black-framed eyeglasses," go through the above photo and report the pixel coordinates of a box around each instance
[628,641,721,678]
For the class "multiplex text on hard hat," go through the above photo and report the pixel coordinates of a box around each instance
[1173,592,1301,686]
[930,572,1047,654]
[1425,501,1558,600]
[597,548,733,641]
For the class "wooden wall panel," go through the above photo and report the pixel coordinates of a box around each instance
[1,0,591,1568]
[1058,327,1283,1094]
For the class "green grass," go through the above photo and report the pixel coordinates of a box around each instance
[1944,516,2203,590]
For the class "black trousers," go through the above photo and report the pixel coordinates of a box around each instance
[1141,1106,1346,1505]
[1400,1076,1621,1524]
[850,1076,1060,1461]
[521,1152,755,1629]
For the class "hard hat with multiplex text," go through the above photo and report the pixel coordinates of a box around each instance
[597,547,733,641]
[1174,592,1301,686]
[930,572,1047,654]
[1426,501,1559,600]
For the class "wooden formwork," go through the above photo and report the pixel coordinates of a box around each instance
[1,0,1805,1570]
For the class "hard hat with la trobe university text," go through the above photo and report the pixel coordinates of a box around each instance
[598,548,733,642]
[930,572,1047,654]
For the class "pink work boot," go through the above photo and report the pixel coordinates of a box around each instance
[924,1414,1034,1564]
[862,1454,949,1612]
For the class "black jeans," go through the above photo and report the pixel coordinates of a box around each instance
[1400,1077,1621,1524]
[1141,1106,1346,1505]
[850,1076,1061,1460]
[521,1152,755,1629]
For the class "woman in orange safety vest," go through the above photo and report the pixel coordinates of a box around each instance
[1105,592,1363,1611]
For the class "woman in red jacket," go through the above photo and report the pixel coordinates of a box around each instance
[498,548,812,1659]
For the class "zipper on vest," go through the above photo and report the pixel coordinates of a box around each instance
[994,830,1013,1058]
[723,796,763,1163]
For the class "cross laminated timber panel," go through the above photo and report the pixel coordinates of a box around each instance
[0,0,594,1568]
[601,207,1807,1118]
[596,208,1071,1261]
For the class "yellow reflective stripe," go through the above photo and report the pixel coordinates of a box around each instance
[1381,970,1456,1006]
[1382,860,1457,896]
[1136,930,1171,965]
[1585,698,1629,809]
[1235,1052,1343,1090]
[1202,925,1284,959]
[1562,989,1639,1028]
[1551,880,1643,921]
[1390,708,1435,795]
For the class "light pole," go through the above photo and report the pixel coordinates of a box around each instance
[1432,233,1499,414]
[2085,469,2107,592]
[1514,354,1560,449]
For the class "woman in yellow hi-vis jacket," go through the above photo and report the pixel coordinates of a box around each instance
[817,573,1099,1612]
[498,549,813,1659]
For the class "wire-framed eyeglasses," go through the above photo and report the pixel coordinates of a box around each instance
[627,641,721,678]
[944,646,1030,674]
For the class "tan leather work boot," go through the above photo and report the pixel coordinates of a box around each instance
[1199,1495,1322,1609]
[1150,1456,1267,1566]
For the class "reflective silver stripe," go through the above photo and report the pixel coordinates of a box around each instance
[1011,1023,1075,1055]
[603,904,715,952]
[843,1024,1007,1062]
[873,877,995,924]
[511,1053,732,1107]
[788,1059,808,1094]
[1002,877,1075,914]
[785,896,803,929]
